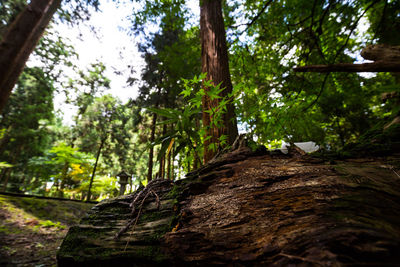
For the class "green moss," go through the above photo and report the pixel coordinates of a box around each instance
[58,225,170,263]
[2,195,93,225]
[58,226,108,260]
[0,225,23,234]
[166,184,182,199]
[37,220,66,229]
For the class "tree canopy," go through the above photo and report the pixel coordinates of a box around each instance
[0,0,399,200]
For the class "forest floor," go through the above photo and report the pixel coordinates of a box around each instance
[0,194,94,266]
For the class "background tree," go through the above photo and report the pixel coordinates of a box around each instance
[131,0,200,180]
[0,67,55,192]
[0,0,100,111]
[200,0,238,162]
[0,0,62,111]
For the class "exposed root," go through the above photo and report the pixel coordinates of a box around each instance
[114,179,168,244]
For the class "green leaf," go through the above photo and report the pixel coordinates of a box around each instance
[0,162,13,169]
[147,107,179,119]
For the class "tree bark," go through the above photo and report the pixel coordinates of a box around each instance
[87,136,106,201]
[0,0,61,112]
[158,124,167,179]
[200,0,238,163]
[167,145,172,180]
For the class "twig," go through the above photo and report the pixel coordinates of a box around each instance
[114,179,166,245]
[151,189,160,209]
[393,169,400,179]
[333,0,380,63]
[115,189,151,240]
[122,189,153,251]
[302,72,329,112]
[239,0,273,35]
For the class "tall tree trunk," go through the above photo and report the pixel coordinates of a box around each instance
[170,142,176,181]
[147,113,157,182]
[87,136,106,201]
[167,149,171,180]
[158,124,167,179]
[200,0,238,163]
[0,0,61,112]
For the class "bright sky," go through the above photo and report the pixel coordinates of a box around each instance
[45,0,199,125]
[49,0,143,124]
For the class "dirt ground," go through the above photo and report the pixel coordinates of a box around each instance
[0,195,93,266]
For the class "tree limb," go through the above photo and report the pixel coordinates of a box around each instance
[295,44,400,73]
[294,62,400,72]
[239,0,273,34]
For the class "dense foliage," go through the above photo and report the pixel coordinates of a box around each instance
[0,0,398,200]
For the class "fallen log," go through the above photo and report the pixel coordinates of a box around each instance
[57,143,400,266]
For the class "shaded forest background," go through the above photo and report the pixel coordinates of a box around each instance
[0,0,399,201]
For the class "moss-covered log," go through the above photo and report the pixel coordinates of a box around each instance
[57,144,400,266]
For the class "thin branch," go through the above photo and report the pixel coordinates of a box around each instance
[151,189,160,209]
[123,190,151,251]
[318,1,334,34]
[239,0,273,35]
[372,0,388,41]
[286,15,312,27]
[333,0,380,63]
[309,0,328,63]
[294,62,400,73]
[302,73,329,112]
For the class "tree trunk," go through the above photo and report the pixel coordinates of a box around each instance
[200,0,238,163]
[0,0,61,112]
[158,124,167,179]
[294,44,400,73]
[87,136,106,201]
[147,113,157,182]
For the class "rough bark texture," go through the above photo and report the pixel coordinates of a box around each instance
[294,44,400,73]
[0,0,61,112]
[200,0,238,163]
[58,139,400,266]
[57,179,176,266]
